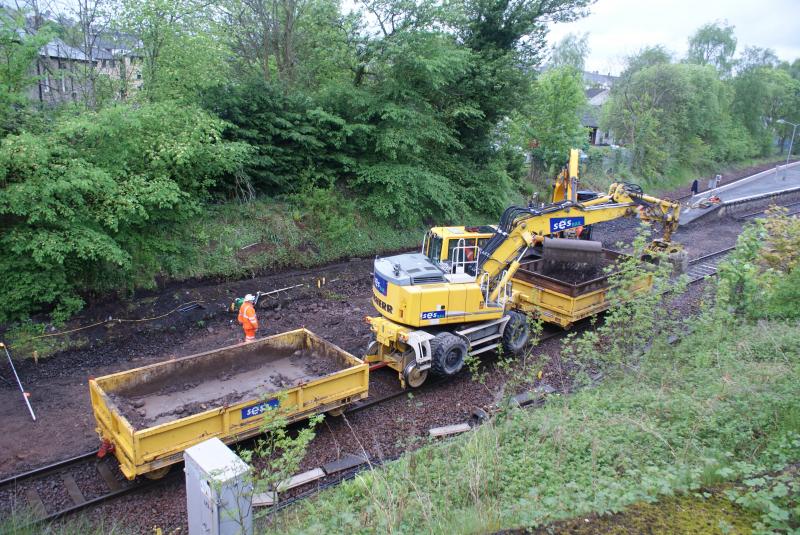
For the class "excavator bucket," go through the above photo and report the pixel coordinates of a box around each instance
[542,238,604,265]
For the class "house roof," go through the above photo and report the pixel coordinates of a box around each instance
[583,71,618,87]
[40,38,90,61]
[585,87,605,99]
[581,107,600,129]
[39,37,140,62]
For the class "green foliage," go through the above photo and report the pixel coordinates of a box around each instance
[732,55,800,156]
[0,10,53,134]
[0,102,249,321]
[118,0,229,102]
[510,66,587,180]
[565,227,686,375]
[169,197,422,284]
[716,207,800,320]
[238,399,322,512]
[550,32,589,72]
[604,62,750,177]
[201,79,355,195]
[686,21,737,76]
[724,463,800,535]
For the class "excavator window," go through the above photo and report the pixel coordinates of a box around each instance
[426,235,443,263]
[447,238,477,262]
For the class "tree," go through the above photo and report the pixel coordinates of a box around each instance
[511,66,586,182]
[620,45,671,81]
[604,62,736,176]
[731,46,789,155]
[686,21,736,76]
[550,32,588,72]
[736,45,778,72]
[0,8,52,132]
[0,102,250,320]
[118,0,229,101]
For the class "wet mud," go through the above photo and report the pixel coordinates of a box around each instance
[110,347,344,429]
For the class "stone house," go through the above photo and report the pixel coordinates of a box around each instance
[29,36,143,105]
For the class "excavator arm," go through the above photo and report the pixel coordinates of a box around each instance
[478,182,681,302]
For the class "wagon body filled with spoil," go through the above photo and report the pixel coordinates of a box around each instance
[511,250,653,328]
[89,328,368,479]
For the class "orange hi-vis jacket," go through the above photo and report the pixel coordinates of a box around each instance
[238,301,258,331]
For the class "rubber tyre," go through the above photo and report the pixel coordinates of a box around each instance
[501,311,529,356]
[430,333,468,377]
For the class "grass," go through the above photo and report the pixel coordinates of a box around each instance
[262,316,800,534]
[160,198,423,283]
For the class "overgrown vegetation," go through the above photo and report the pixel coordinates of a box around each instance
[1,2,798,324]
[262,211,800,534]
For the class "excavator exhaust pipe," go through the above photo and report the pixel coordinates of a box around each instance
[542,238,603,264]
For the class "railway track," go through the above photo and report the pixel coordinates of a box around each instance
[0,237,745,527]
[733,200,800,221]
[0,449,180,526]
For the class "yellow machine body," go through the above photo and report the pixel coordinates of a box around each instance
[422,226,495,262]
[89,329,368,479]
[372,276,503,328]
[366,150,683,387]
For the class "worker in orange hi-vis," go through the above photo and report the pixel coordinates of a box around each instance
[238,294,259,342]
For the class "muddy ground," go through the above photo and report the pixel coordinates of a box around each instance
[0,257,376,477]
[0,162,785,532]
[110,346,343,429]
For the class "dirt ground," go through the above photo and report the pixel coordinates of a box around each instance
[0,257,376,477]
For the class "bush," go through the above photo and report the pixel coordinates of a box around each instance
[716,207,800,320]
[0,102,249,321]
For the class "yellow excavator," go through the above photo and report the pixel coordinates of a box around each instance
[364,150,683,387]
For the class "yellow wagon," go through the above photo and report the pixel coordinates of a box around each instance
[512,250,653,328]
[89,328,368,479]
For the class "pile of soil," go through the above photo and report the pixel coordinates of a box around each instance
[536,260,611,284]
[110,347,344,429]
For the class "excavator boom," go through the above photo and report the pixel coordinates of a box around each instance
[478,182,681,301]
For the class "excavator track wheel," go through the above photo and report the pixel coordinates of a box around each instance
[430,333,467,377]
[403,361,429,388]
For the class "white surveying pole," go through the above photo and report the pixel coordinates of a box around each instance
[1,343,36,421]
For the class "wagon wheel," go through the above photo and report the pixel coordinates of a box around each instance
[327,405,348,417]
[144,466,171,480]
[403,360,428,388]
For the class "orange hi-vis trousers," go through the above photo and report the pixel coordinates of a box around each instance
[238,302,259,340]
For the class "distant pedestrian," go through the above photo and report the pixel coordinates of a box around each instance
[690,179,699,195]
[714,174,722,189]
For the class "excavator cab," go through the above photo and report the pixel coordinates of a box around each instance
[422,226,494,274]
